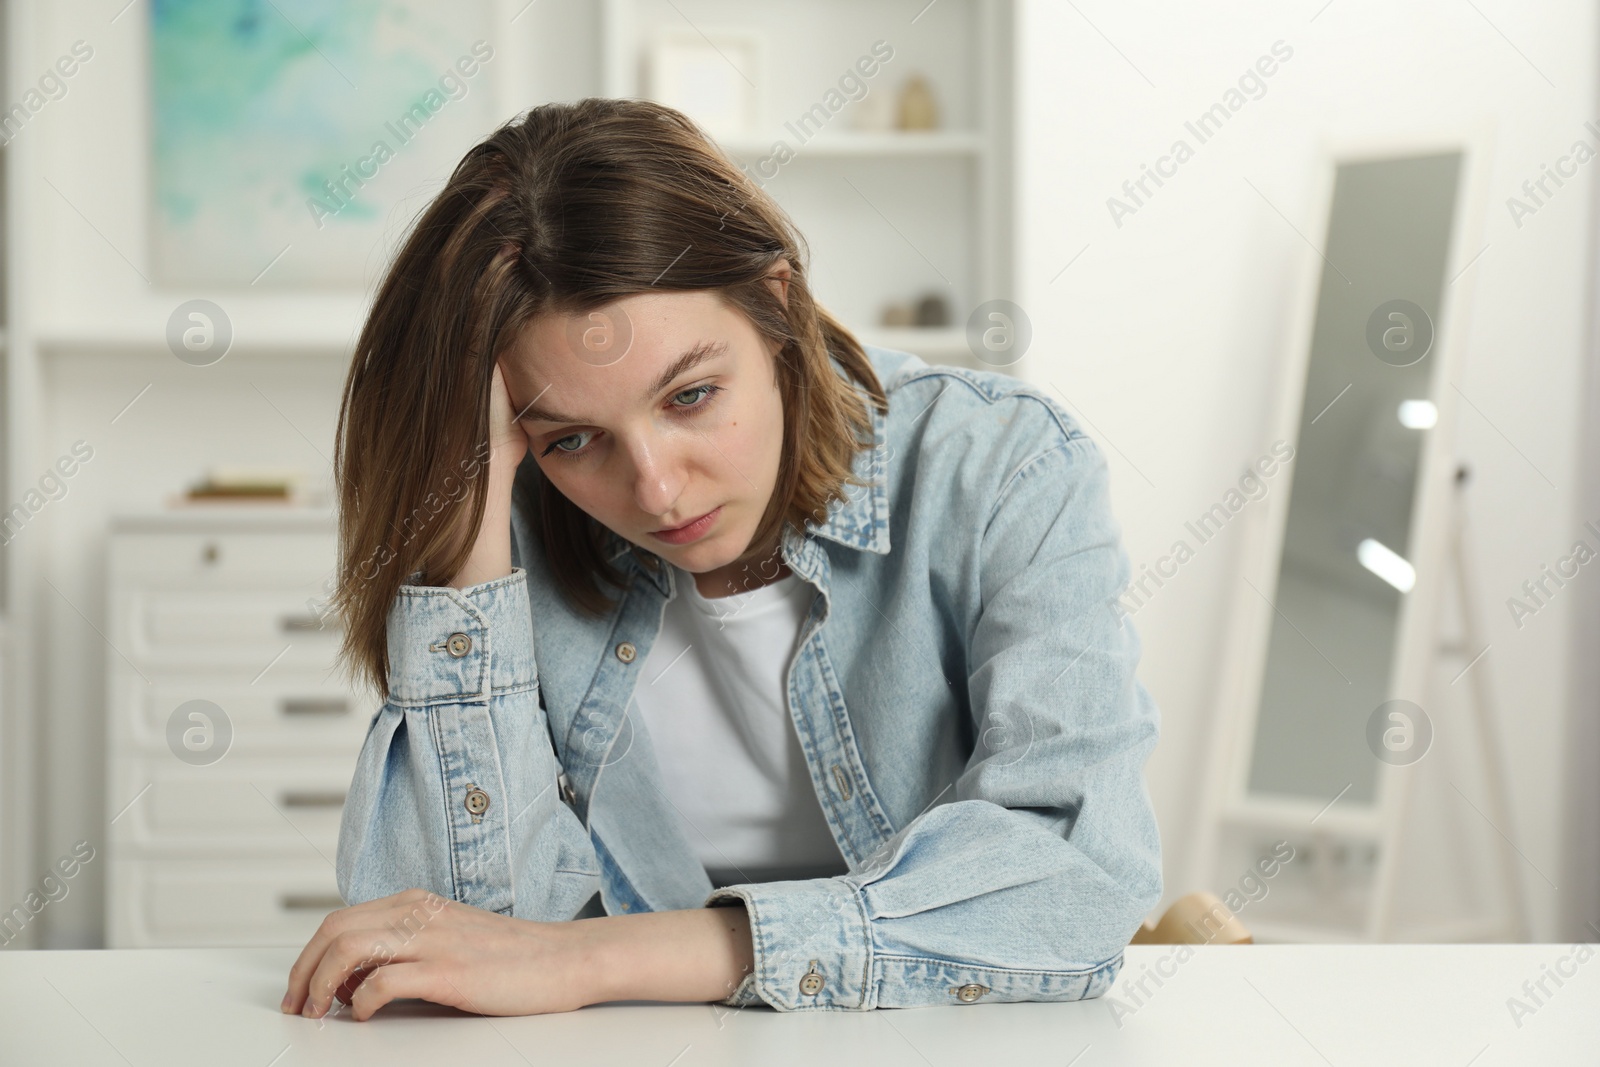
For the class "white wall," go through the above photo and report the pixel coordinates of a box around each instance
[6,0,1593,947]
[1015,0,1595,940]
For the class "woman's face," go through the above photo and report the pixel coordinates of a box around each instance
[499,280,788,589]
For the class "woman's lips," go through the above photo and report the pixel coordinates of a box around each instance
[650,505,722,545]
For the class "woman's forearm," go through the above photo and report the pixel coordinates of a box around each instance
[448,460,520,588]
[567,905,756,1007]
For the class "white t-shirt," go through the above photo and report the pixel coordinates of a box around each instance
[631,565,846,886]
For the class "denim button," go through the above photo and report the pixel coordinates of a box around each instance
[798,961,824,996]
[954,983,989,1002]
[464,787,490,816]
[557,770,576,806]
[446,632,472,657]
[615,642,636,663]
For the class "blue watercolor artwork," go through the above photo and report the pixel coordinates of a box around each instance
[150,0,496,287]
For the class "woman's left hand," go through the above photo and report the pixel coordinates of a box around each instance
[280,888,595,1021]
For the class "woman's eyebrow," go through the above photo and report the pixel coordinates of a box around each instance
[516,340,729,425]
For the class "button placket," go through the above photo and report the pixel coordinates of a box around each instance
[790,627,896,866]
[557,588,660,820]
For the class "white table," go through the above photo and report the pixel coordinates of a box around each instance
[1,944,1595,1065]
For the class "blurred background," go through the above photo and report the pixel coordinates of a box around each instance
[1,0,1596,953]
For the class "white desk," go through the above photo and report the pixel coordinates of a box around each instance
[1,944,1595,1064]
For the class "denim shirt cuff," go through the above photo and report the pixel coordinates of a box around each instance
[703,878,872,1011]
[384,566,538,706]
[716,969,762,1008]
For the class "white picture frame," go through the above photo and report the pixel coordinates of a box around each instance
[645,30,764,141]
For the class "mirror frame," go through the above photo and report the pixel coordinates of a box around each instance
[1188,125,1496,936]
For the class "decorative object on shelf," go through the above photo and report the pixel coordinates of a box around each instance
[150,0,498,287]
[851,81,896,132]
[647,30,764,140]
[896,73,940,130]
[880,301,915,328]
[183,466,307,503]
[913,293,950,327]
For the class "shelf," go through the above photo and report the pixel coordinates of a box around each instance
[858,326,972,362]
[32,294,369,356]
[1243,918,1369,943]
[109,504,336,533]
[1220,798,1383,838]
[717,130,985,158]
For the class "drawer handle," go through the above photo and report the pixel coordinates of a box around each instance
[281,613,341,634]
[280,790,347,809]
[279,893,345,912]
[280,698,350,717]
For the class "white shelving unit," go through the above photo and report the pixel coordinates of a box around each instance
[598,0,1015,371]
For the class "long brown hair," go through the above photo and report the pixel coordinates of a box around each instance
[331,98,887,700]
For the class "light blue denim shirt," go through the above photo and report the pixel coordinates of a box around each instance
[336,345,1163,1011]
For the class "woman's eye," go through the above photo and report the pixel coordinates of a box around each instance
[541,386,718,462]
[543,431,593,459]
[672,384,720,409]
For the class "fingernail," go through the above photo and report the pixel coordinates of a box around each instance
[280,992,292,1012]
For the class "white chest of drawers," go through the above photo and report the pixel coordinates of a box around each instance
[105,508,374,947]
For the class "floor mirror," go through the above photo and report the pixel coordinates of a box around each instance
[1191,137,1502,941]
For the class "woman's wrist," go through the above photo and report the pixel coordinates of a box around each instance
[448,459,520,589]
[564,905,756,1007]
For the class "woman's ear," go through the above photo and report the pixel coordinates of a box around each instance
[765,260,792,309]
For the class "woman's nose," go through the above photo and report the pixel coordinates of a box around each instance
[627,437,685,517]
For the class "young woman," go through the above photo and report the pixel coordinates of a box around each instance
[280,97,1162,1021]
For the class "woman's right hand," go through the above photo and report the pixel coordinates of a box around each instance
[449,362,525,589]
[488,360,529,471]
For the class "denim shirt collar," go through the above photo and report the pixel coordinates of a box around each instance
[601,379,890,595]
